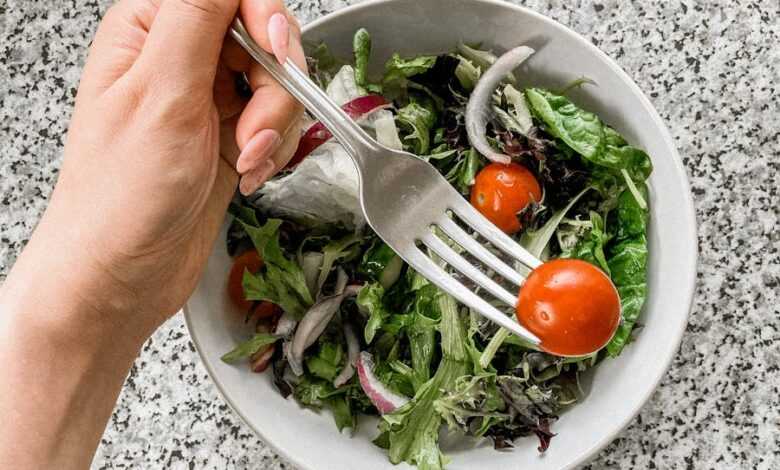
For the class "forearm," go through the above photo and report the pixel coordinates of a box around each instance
[0,225,149,469]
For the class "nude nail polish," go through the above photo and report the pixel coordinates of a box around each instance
[267,13,290,65]
[239,159,276,196]
[236,129,281,174]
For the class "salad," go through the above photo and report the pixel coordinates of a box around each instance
[221,28,651,469]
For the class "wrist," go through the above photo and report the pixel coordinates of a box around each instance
[1,223,157,356]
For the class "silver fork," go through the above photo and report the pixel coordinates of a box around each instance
[230,19,542,345]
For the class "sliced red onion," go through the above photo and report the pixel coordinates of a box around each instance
[466,46,535,164]
[287,95,389,169]
[288,269,361,376]
[333,324,360,388]
[356,351,410,414]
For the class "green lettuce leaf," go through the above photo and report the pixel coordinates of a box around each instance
[239,219,314,318]
[380,290,471,470]
[561,211,611,273]
[305,340,344,381]
[382,53,438,88]
[397,100,438,154]
[357,282,391,344]
[220,333,280,364]
[352,28,381,94]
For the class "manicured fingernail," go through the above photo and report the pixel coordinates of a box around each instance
[236,129,282,174]
[239,159,276,195]
[267,13,290,65]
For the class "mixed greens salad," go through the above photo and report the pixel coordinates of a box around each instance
[221,29,651,469]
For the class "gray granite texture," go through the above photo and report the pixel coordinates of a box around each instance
[1,0,778,468]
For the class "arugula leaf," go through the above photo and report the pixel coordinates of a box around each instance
[352,28,381,94]
[357,282,391,344]
[220,333,279,364]
[525,88,605,160]
[606,185,649,356]
[239,219,314,318]
[397,100,438,155]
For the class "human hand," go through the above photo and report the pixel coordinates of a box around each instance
[7,0,307,341]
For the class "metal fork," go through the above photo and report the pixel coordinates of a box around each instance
[230,19,542,345]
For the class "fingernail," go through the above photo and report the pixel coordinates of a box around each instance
[236,129,282,174]
[267,13,290,65]
[239,159,276,196]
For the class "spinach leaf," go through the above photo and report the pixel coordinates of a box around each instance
[525,88,605,160]
[220,333,280,364]
[605,185,649,356]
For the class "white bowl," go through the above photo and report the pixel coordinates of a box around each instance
[185,1,697,468]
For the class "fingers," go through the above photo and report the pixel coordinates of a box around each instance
[238,122,301,195]
[238,0,300,64]
[79,0,160,98]
[136,0,240,90]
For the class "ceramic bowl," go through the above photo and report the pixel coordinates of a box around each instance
[185,1,697,468]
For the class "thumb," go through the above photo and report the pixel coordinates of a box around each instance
[137,0,240,88]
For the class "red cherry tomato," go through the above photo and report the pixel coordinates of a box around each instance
[227,250,264,312]
[470,162,542,234]
[516,259,621,356]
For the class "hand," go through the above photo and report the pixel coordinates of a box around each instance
[0,1,307,468]
[13,0,306,339]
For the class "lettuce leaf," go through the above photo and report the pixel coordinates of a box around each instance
[220,333,280,364]
[357,282,390,344]
[380,291,471,470]
[397,100,438,154]
[240,219,314,318]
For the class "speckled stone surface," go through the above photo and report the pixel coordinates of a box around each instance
[1,0,778,468]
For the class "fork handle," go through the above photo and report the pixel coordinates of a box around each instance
[229,18,378,160]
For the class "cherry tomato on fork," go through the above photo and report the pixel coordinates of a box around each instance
[470,162,542,234]
[516,259,621,357]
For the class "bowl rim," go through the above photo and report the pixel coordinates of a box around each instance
[184,0,698,468]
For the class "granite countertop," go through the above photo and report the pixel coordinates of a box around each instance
[1,0,778,468]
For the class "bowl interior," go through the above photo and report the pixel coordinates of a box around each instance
[185,1,697,469]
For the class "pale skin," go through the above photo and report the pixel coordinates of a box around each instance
[0,0,307,468]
